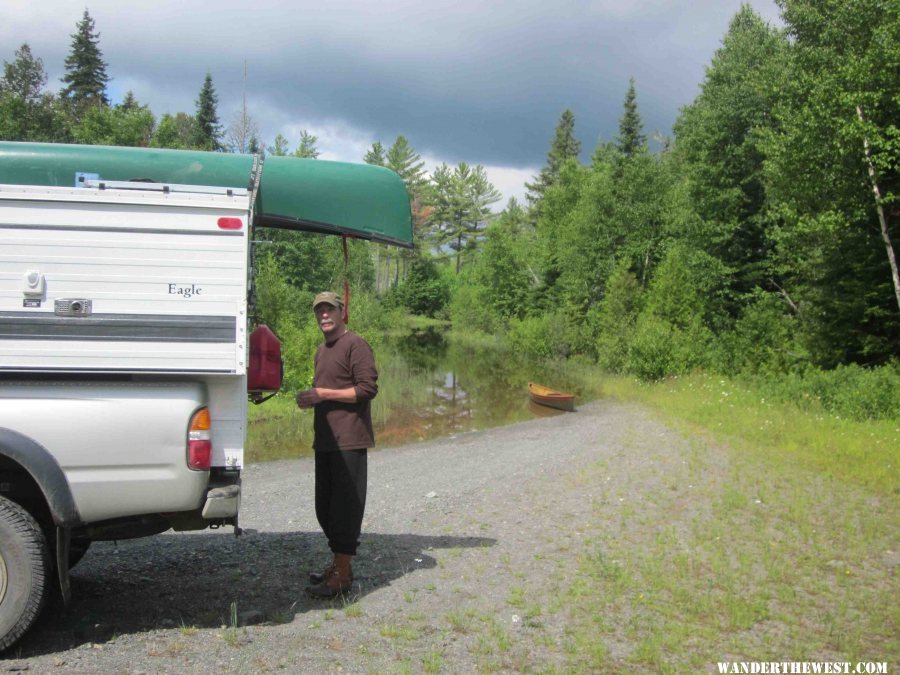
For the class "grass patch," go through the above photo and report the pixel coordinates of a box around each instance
[603,372,898,495]
[556,372,899,670]
[378,622,417,641]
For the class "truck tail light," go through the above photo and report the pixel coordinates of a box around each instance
[188,407,212,470]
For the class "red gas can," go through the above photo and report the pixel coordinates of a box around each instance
[248,324,283,396]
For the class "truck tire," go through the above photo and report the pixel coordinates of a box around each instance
[0,495,50,652]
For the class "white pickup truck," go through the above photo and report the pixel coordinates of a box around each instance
[0,142,412,650]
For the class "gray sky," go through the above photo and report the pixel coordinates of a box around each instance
[2,0,782,204]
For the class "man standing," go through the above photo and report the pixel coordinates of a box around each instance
[296,291,378,598]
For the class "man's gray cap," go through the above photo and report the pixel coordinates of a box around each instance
[313,291,343,309]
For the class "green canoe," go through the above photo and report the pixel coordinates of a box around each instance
[0,141,413,247]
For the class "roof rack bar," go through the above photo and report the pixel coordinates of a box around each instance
[78,178,248,197]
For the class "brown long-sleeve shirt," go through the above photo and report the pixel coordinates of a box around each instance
[312,330,378,451]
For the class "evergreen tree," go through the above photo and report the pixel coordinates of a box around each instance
[526,109,581,208]
[194,72,222,151]
[382,135,431,285]
[474,215,531,320]
[118,90,139,112]
[363,141,387,166]
[616,77,646,157]
[386,135,428,197]
[1,44,46,103]
[60,10,110,107]
[293,130,320,158]
[268,133,290,156]
[430,163,502,272]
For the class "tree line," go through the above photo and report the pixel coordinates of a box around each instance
[2,2,897,397]
[437,0,897,390]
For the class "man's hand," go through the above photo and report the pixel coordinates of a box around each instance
[296,388,321,408]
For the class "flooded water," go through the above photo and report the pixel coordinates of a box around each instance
[247,327,601,462]
[372,328,596,447]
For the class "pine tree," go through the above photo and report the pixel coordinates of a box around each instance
[616,77,646,157]
[194,72,222,151]
[526,109,581,207]
[293,130,319,158]
[363,141,386,166]
[118,90,138,112]
[60,10,109,107]
[268,133,289,156]
[430,163,502,272]
[1,44,47,102]
[386,135,428,197]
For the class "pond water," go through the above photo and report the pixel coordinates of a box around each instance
[372,327,600,447]
[247,327,603,462]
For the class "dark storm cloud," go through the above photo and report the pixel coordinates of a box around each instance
[1,0,781,170]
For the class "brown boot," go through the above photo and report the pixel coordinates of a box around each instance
[307,553,353,598]
[308,557,335,584]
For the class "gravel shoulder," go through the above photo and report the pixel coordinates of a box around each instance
[4,401,706,671]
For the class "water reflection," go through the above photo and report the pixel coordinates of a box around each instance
[374,328,582,447]
[248,327,598,461]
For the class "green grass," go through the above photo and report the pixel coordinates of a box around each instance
[554,372,900,670]
[604,372,898,495]
[378,622,417,640]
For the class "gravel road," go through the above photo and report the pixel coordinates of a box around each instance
[2,400,690,673]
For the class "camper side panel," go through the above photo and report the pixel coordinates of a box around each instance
[0,186,250,375]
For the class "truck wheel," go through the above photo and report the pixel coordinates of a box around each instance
[0,496,50,652]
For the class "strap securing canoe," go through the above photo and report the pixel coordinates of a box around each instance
[342,235,350,324]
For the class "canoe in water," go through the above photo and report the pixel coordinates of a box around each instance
[528,382,576,412]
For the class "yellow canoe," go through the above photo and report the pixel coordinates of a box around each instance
[528,382,575,412]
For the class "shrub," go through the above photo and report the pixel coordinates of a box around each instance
[748,362,900,421]
[643,243,728,329]
[507,312,570,359]
[595,259,643,372]
[715,291,805,375]
[386,252,450,318]
[625,314,676,381]
[278,316,322,391]
[448,279,499,334]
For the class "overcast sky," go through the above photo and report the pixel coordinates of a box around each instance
[2,0,781,204]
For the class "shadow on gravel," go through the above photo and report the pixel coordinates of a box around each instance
[9,529,495,657]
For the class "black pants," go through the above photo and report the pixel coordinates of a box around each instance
[314,449,367,556]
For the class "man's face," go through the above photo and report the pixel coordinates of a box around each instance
[314,302,344,338]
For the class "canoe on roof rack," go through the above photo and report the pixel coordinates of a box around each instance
[0,141,413,248]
